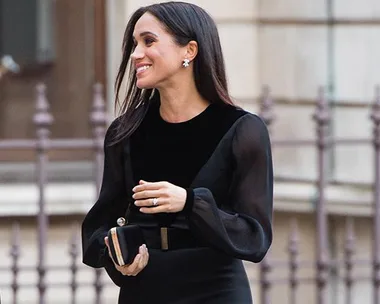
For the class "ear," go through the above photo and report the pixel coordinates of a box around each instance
[185,40,198,62]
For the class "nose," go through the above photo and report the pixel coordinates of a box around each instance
[131,45,144,61]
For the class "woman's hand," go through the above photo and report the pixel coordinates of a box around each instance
[104,236,149,276]
[132,180,187,214]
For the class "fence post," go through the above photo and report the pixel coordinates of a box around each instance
[69,225,79,304]
[371,86,380,304]
[344,217,355,304]
[33,83,53,304]
[258,86,274,304]
[289,218,299,304]
[10,222,20,304]
[312,87,330,304]
[90,83,107,304]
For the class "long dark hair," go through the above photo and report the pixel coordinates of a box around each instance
[111,1,235,145]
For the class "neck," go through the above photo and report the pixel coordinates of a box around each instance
[157,79,210,123]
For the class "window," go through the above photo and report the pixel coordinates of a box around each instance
[0,0,55,66]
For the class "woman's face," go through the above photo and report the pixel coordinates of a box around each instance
[131,13,186,89]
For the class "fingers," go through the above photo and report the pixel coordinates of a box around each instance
[125,254,142,274]
[133,181,168,193]
[139,205,169,214]
[118,244,149,276]
[104,236,117,264]
[106,235,150,277]
[129,245,148,275]
[115,254,140,275]
[138,244,149,270]
[134,197,168,208]
[132,189,164,201]
[132,181,185,214]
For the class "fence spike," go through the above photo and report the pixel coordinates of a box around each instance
[313,87,331,145]
[259,85,275,128]
[90,83,107,140]
[33,83,54,136]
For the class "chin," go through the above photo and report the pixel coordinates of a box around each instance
[136,79,155,90]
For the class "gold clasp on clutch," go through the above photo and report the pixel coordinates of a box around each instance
[160,227,168,250]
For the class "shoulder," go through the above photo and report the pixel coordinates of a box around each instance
[215,103,265,127]
[218,101,269,137]
[210,103,247,135]
[235,112,269,135]
[231,112,271,153]
[212,102,270,143]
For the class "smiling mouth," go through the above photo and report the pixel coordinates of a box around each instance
[136,65,151,74]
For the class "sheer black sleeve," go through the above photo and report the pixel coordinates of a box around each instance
[81,119,126,272]
[188,114,273,262]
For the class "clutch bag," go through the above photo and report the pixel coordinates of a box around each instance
[107,223,145,266]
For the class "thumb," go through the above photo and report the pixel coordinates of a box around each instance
[104,236,109,247]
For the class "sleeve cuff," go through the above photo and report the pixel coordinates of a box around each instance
[99,245,109,265]
[183,188,194,214]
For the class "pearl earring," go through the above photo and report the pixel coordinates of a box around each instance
[183,59,190,67]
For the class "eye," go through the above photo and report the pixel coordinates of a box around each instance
[144,37,155,46]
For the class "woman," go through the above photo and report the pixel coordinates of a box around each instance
[81,1,273,303]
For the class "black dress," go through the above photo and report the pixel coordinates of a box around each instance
[81,98,273,304]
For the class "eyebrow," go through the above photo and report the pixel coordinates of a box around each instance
[132,31,158,39]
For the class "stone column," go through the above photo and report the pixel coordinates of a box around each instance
[105,0,130,117]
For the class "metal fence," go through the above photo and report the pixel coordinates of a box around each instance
[0,83,109,304]
[259,86,380,304]
[1,83,380,304]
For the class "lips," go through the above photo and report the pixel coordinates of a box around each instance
[136,65,151,75]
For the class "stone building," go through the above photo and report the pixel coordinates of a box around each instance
[0,0,378,303]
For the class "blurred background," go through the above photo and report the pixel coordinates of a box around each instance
[0,0,379,303]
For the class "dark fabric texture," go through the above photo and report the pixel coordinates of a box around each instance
[117,247,253,304]
[81,98,273,303]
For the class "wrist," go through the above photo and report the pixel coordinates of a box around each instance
[183,188,194,213]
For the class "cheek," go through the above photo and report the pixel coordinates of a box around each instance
[136,48,182,88]
[153,48,180,68]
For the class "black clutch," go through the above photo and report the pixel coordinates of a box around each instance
[107,223,145,266]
